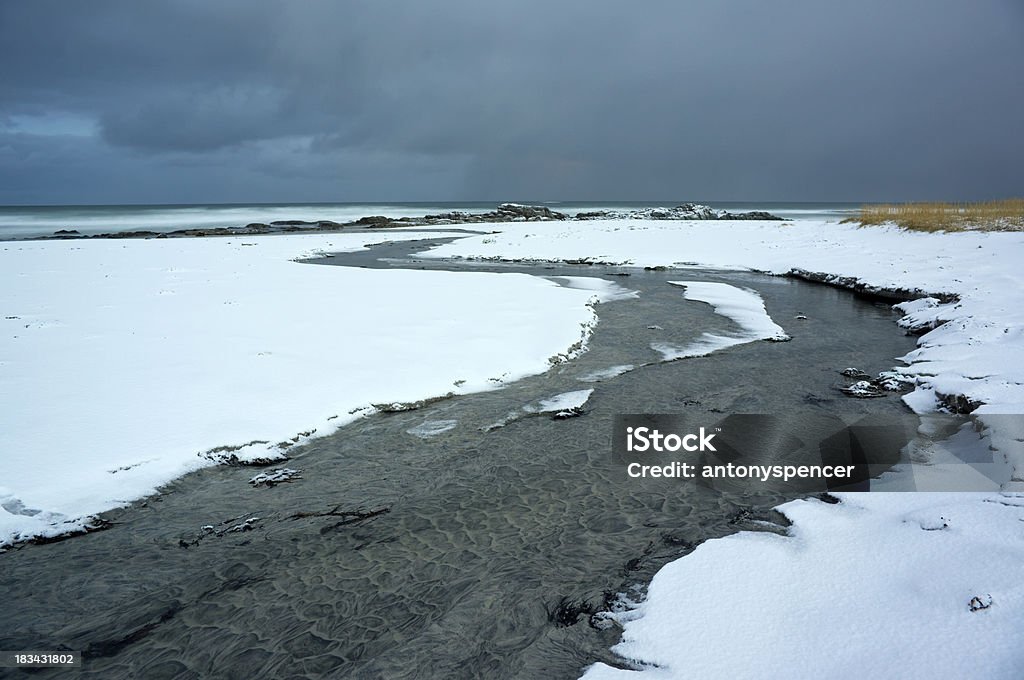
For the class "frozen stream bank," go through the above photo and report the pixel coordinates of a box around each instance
[0,238,918,679]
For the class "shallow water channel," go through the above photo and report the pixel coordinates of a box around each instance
[0,235,919,679]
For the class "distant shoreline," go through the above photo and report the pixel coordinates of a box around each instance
[4,202,784,242]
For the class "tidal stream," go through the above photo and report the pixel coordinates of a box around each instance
[0,236,918,679]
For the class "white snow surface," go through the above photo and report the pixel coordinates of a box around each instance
[548,276,639,302]
[652,281,789,360]
[0,232,599,545]
[419,219,1024,679]
[583,492,1024,680]
[669,281,790,341]
[524,388,594,414]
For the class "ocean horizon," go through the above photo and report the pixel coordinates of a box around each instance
[0,201,861,240]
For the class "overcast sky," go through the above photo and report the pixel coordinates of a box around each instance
[1,1,1022,205]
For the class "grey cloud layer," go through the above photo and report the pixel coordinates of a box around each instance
[1,0,1022,203]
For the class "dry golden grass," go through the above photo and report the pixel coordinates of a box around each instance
[842,199,1024,232]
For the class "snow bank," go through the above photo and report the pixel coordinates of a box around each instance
[669,281,789,341]
[524,388,594,414]
[419,219,1024,678]
[425,220,1024,477]
[584,492,1024,680]
[0,232,598,545]
[653,281,789,360]
[549,276,639,302]
[484,388,597,432]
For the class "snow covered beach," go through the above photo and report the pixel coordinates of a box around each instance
[2,216,1023,678]
[422,218,1024,678]
[0,231,600,545]
[1,234,918,678]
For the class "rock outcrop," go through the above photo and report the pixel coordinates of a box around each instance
[574,203,783,221]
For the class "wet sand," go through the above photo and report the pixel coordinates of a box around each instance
[0,239,918,679]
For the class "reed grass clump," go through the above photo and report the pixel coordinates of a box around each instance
[842,199,1024,232]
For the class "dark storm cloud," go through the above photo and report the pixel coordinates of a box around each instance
[1,0,1022,203]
